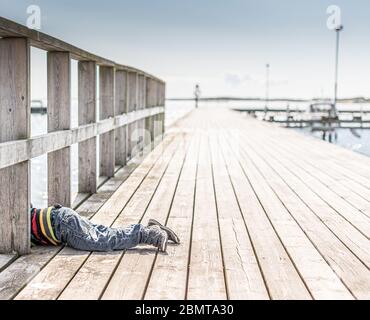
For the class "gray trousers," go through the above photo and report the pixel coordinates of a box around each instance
[53,207,145,252]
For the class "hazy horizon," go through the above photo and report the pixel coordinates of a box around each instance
[2,0,370,100]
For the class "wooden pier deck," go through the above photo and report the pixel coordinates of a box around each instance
[2,107,370,300]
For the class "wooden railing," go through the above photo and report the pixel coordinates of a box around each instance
[0,17,166,254]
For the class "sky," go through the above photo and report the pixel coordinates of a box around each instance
[1,0,370,99]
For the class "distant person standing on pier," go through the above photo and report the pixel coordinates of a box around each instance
[30,204,180,252]
[194,84,201,108]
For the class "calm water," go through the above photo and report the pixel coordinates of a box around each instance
[31,99,370,207]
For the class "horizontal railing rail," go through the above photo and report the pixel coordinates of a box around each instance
[0,107,164,170]
[0,17,166,255]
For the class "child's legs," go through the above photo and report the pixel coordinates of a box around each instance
[57,208,144,251]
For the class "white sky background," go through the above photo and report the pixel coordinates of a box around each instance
[1,0,370,99]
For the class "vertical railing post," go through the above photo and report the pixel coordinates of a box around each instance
[99,66,116,178]
[127,71,138,159]
[159,82,165,136]
[159,82,166,138]
[145,77,152,148]
[152,80,161,147]
[142,75,147,151]
[115,70,127,167]
[133,72,139,157]
[163,82,166,135]
[0,37,31,254]
[47,51,71,208]
[138,74,145,153]
[78,61,97,194]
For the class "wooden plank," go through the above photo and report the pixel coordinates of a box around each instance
[0,37,31,254]
[99,66,115,178]
[263,129,370,205]
[15,136,178,300]
[262,120,370,182]
[58,117,193,300]
[186,132,227,300]
[0,140,159,300]
[145,133,200,300]
[219,130,354,300]
[115,70,127,166]
[101,134,190,300]
[77,163,137,219]
[0,247,59,300]
[264,136,370,219]
[259,136,370,239]
[232,115,370,200]
[209,134,269,299]
[237,136,370,268]
[235,141,370,299]
[0,166,131,300]
[78,61,97,194]
[58,136,182,300]
[222,112,370,290]
[227,115,369,292]
[228,112,370,257]
[47,51,71,207]
[0,255,16,272]
[208,119,310,300]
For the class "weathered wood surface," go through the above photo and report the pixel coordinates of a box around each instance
[0,107,164,171]
[78,61,97,194]
[115,70,128,167]
[101,133,191,300]
[4,108,370,299]
[0,37,31,254]
[47,51,71,207]
[0,16,165,257]
[14,126,181,300]
[127,71,138,159]
[0,255,16,272]
[0,136,161,300]
[99,66,116,178]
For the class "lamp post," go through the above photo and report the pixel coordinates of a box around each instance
[333,25,343,114]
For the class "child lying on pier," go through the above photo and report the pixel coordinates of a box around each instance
[30,204,180,252]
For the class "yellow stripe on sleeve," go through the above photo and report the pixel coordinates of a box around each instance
[39,208,58,246]
[46,207,60,243]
